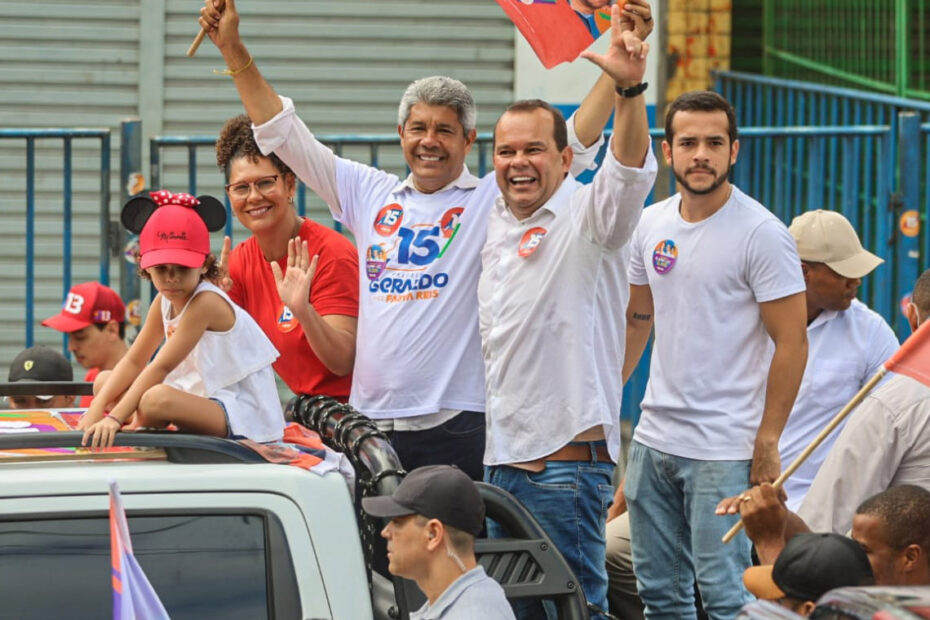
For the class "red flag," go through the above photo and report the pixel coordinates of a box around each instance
[884,317,930,385]
[494,0,597,68]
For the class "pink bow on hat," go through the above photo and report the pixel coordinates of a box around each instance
[149,190,200,207]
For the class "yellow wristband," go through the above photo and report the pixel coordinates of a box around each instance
[213,55,253,76]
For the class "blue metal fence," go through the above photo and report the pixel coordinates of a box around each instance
[717,70,930,335]
[0,128,111,348]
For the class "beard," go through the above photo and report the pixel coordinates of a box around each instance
[672,161,733,196]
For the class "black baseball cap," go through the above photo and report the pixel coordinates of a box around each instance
[744,533,874,601]
[362,465,485,536]
[8,346,73,384]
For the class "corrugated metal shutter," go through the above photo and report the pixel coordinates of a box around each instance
[0,0,514,372]
[0,0,140,369]
[159,0,515,236]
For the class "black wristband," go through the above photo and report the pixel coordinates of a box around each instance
[615,82,648,98]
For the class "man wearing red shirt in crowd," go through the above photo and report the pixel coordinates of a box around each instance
[42,281,128,406]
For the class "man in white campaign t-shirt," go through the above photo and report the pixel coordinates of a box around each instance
[198,0,655,480]
[621,91,808,619]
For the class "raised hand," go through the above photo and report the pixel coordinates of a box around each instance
[198,0,239,49]
[620,0,654,41]
[213,235,234,292]
[580,4,649,87]
[270,237,319,313]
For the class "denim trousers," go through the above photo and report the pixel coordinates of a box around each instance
[624,440,753,620]
[485,449,614,620]
[390,411,486,481]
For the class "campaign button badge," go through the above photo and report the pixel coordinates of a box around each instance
[366,244,388,281]
[374,204,404,236]
[652,239,678,274]
[277,304,298,333]
[518,227,548,258]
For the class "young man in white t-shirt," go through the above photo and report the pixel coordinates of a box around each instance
[621,91,809,619]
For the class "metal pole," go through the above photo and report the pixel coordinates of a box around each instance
[120,119,143,311]
[25,138,35,348]
[895,0,908,98]
[896,112,921,336]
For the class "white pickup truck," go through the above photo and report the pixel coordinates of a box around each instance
[0,391,589,620]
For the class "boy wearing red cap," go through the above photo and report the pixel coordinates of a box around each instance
[80,190,285,448]
[42,281,129,406]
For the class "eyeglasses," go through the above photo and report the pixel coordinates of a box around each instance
[225,174,279,199]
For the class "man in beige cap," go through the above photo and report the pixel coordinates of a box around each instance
[777,209,898,510]
[796,267,930,534]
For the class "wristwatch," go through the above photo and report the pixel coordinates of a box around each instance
[615,82,649,98]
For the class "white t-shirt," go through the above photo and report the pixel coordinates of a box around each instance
[779,299,898,510]
[254,96,602,420]
[479,141,658,465]
[161,281,284,442]
[630,186,805,460]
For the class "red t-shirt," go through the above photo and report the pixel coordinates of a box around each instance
[228,219,359,399]
[79,367,100,408]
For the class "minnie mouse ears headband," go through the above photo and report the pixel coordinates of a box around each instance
[121,190,226,234]
[122,190,227,269]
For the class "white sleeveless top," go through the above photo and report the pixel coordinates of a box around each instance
[161,281,284,441]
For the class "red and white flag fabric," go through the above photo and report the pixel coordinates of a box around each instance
[494,0,603,68]
[109,480,170,620]
[884,317,930,385]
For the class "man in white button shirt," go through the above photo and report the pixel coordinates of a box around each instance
[199,0,652,481]
[479,9,656,618]
[622,91,809,619]
[778,209,899,510]
[796,267,930,535]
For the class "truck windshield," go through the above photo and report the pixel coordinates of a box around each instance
[0,512,298,619]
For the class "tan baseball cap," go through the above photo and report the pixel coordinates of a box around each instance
[789,210,883,279]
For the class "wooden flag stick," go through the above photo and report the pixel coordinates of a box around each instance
[187,30,209,57]
[186,0,225,57]
[721,366,888,543]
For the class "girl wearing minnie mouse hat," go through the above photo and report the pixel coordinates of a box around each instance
[80,190,285,448]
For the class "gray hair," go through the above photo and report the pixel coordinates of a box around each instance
[397,76,477,135]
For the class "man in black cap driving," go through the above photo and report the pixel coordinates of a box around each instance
[362,465,515,619]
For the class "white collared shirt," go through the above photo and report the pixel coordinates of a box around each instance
[779,299,898,510]
[254,96,604,420]
[478,141,658,465]
[797,372,930,534]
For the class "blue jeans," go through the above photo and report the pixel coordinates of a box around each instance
[624,441,753,620]
[391,411,485,481]
[486,449,614,620]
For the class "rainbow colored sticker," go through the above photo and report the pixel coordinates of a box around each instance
[652,239,678,274]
